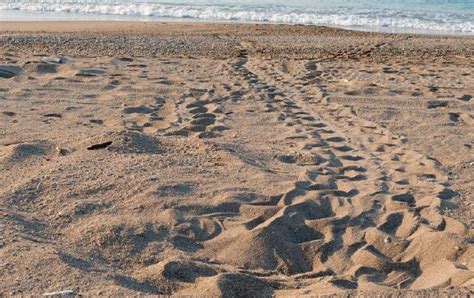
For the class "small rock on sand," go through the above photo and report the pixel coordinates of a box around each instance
[426,100,448,109]
[55,146,69,156]
[42,290,76,296]
[37,64,58,74]
[0,65,22,79]
[44,113,62,118]
[41,56,64,64]
[458,94,472,102]
[76,68,106,77]
[87,141,113,150]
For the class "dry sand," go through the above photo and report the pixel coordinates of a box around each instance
[0,22,473,296]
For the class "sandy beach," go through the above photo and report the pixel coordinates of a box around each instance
[0,22,473,296]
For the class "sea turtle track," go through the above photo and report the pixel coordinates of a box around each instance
[157,46,472,292]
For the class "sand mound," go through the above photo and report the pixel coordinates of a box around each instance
[176,273,274,297]
[0,141,52,164]
[64,214,169,265]
[134,258,217,285]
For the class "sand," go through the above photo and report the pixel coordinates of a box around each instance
[0,22,473,296]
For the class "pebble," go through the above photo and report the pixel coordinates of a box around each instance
[2,111,16,116]
[56,146,69,156]
[41,56,64,64]
[43,290,76,296]
[390,154,400,161]
[0,65,22,79]
[384,236,392,244]
[458,94,472,102]
[87,141,113,150]
[36,64,58,74]
[76,68,106,77]
[426,100,448,109]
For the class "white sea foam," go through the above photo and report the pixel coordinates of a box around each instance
[1,1,473,35]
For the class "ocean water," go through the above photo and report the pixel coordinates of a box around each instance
[0,0,473,35]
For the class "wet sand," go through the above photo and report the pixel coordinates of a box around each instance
[1,22,473,296]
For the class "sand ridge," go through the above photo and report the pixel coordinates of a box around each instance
[0,23,473,296]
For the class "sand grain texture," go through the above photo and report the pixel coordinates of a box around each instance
[0,22,473,296]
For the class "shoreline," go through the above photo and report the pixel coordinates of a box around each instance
[1,2,473,37]
[1,20,474,38]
